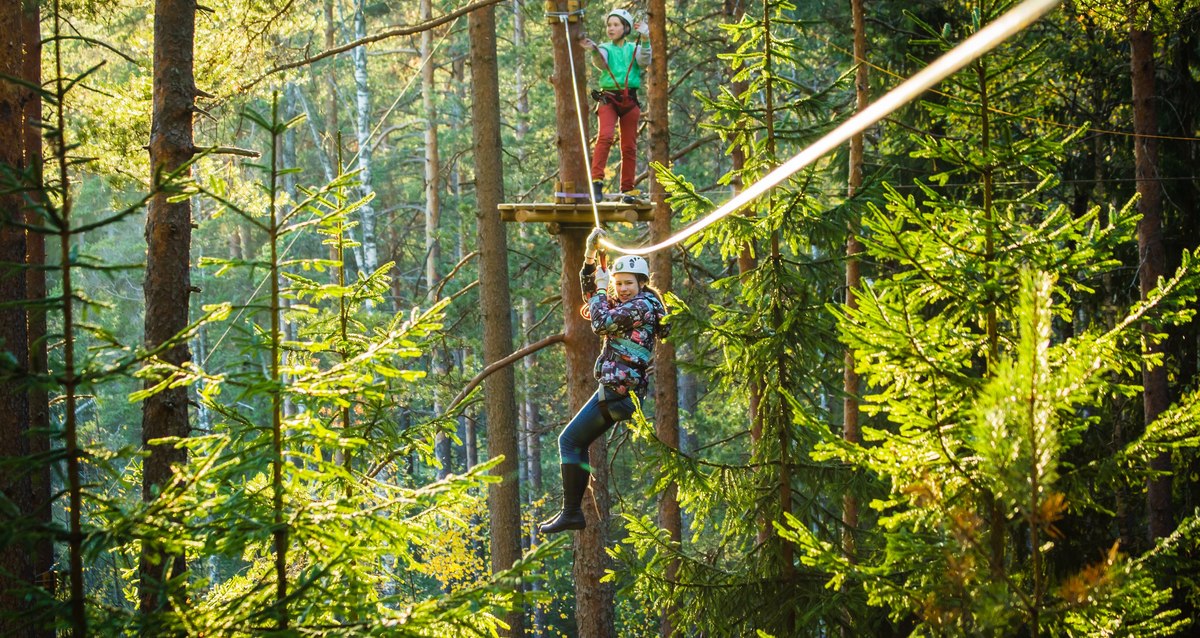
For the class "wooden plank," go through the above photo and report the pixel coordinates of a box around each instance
[498,202,654,224]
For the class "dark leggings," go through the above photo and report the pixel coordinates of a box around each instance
[557,388,635,469]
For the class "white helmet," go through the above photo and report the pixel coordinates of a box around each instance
[606,8,634,35]
[612,255,650,277]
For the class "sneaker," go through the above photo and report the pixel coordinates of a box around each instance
[591,180,604,202]
[620,189,646,205]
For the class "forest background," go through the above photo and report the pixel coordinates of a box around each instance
[1,0,1200,636]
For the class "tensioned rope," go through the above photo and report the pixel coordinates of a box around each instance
[597,0,1063,257]
[809,27,1200,144]
[556,12,605,230]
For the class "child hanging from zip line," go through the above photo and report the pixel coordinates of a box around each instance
[580,7,652,205]
[538,228,670,534]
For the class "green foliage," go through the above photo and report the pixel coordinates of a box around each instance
[10,0,1200,634]
[126,103,556,635]
[611,0,858,634]
[775,1,1200,634]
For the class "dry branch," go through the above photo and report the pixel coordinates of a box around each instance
[239,0,508,93]
[365,332,565,479]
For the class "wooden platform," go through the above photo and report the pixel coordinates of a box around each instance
[498,201,654,224]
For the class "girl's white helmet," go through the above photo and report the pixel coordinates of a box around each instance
[606,8,634,35]
[612,255,650,277]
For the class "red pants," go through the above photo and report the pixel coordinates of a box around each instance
[590,101,640,193]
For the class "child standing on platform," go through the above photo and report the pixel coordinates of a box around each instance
[581,7,651,204]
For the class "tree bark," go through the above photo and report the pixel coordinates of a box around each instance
[0,0,39,633]
[511,8,545,627]
[645,1,681,636]
[140,0,196,615]
[549,2,615,633]
[725,0,766,546]
[470,6,524,636]
[423,0,452,477]
[351,0,379,274]
[422,0,442,295]
[23,1,53,632]
[843,0,866,566]
[1131,26,1172,541]
[323,0,339,160]
[560,228,613,637]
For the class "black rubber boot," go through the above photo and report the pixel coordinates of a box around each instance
[538,464,590,534]
[591,180,604,202]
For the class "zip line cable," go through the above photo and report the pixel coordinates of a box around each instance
[558,14,605,230]
[597,0,1063,257]
[203,18,460,367]
[810,27,1200,144]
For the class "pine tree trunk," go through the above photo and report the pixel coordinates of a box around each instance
[22,4,53,631]
[1131,26,1172,541]
[759,7,794,631]
[323,0,339,159]
[726,0,765,549]
[645,1,681,635]
[351,0,378,274]
[549,2,614,632]
[0,0,36,632]
[470,7,524,636]
[140,0,195,614]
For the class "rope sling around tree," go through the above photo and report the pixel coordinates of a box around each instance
[585,0,1063,258]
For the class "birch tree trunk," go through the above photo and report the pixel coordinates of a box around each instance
[351,0,378,274]
[422,0,442,294]
[843,0,866,562]
[842,1,867,633]
[470,5,524,636]
[140,0,196,615]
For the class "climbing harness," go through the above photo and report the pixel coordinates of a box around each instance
[593,33,643,117]
[593,0,1062,257]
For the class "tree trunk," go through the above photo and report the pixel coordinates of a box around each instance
[323,0,339,160]
[423,0,452,477]
[140,0,196,615]
[422,0,442,295]
[725,0,765,546]
[549,2,615,633]
[470,6,524,636]
[0,0,37,632]
[1131,26,1172,541]
[645,1,681,636]
[843,0,866,572]
[560,228,612,637]
[351,0,378,274]
[22,3,53,632]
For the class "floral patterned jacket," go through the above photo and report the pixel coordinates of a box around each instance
[580,263,669,396]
